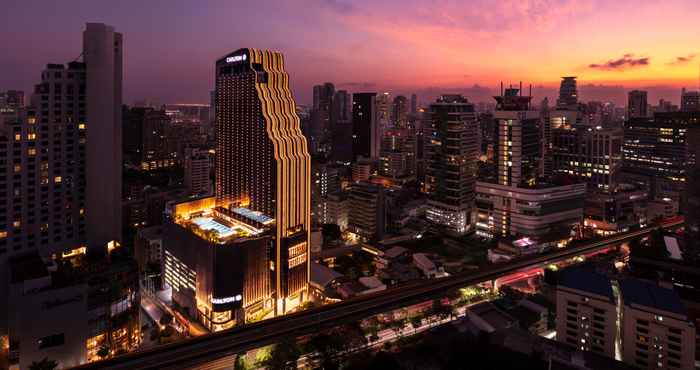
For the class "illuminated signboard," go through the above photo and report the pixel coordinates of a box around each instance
[212,294,242,304]
[226,54,247,63]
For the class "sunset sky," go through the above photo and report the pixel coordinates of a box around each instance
[2,0,699,106]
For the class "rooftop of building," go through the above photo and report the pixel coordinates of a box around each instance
[619,279,686,316]
[9,253,49,284]
[558,268,614,301]
[169,196,272,243]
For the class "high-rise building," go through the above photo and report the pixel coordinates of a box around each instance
[352,92,379,160]
[347,181,386,241]
[123,107,174,170]
[556,76,578,110]
[379,128,416,182]
[410,94,418,115]
[216,48,310,311]
[162,49,310,330]
[552,125,623,191]
[555,269,617,358]
[310,83,334,155]
[391,95,409,128]
[494,88,541,187]
[84,23,122,251]
[0,62,89,335]
[184,147,211,195]
[330,90,353,164]
[424,94,478,234]
[475,88,585,238]
[681,88,700,112]
[628,90,648,119]
[623,111,700,200]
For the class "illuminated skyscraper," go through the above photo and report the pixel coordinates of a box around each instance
[424,94,478,234]
[214,48,310,314]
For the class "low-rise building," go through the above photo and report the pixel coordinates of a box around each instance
[555,269,617,358]
[619,279,695,370]
[475,180,586,239]
[162,196,274,332]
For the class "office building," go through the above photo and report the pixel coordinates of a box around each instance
[475,87,585,239]
[681,89,700,112]
[391,95,409,127]
[424,95,478,234]
[619,279,695,370]
[352,92,379,160]
[331,90,353,163]
[623,111,700,199]
[555,269,617,358]
[324,192,348,231]
[184,147,211,195]
[556,76,578,110]
[494,88,542,187]
[311,82,334,155]
[379,128,416,182]
[628,90,648,119]
[552,125,623,191]
[123,106,175,170]
[475,180,586,238]
[161,49,310,328]
[347,181,386,241]
[583,185,648,235]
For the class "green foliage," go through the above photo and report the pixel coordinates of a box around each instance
[263,337,302,370]
[29,358,58,370]
[159,313,174,326]
[97,345,110,359]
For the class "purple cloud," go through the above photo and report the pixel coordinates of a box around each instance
[667,54,696,65]
[589,54,650,70]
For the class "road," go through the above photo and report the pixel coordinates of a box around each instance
[71,218,683,370]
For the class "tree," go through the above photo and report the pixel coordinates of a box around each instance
[233,354,250,370]
[97,345,110,359]
[29,358,58,370]
[410,315,423,334]
[159,313,174,326]
[264,337,302,370]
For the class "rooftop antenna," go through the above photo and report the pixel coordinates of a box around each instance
[500,81,503,96]
[519,81,523,96]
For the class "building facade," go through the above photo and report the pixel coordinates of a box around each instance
[352,92,379,160]
[215,48,310,315]
[424,95,478,234]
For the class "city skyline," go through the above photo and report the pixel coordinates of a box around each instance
[2,0,700,106]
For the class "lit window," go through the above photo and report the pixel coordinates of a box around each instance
[27,133,36,140]
[79,123,86,130]
[28,148,36,156]
[27,117,36,124]
[14,133,21,141]
[54,176,62,183]
[0,231,6,239]
[13,164,21,173]
[12,220,20,228]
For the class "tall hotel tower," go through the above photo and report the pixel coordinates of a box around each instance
[162,49,310,331]
[216,48,311,313]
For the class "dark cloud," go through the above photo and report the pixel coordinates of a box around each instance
[589,54,650,70]
[667,54,696,66]
[319,0,355,13]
